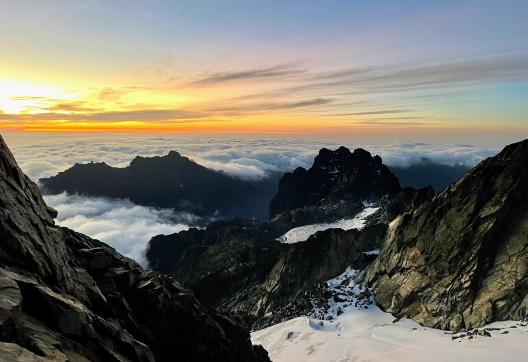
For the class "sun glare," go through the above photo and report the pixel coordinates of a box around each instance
[0,79,73,115]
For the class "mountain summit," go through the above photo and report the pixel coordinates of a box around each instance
[269,147,401,218]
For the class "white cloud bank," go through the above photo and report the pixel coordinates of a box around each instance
[4,134,497,181]
[44,193,192,266]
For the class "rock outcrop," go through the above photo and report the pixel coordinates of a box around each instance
[269,147,401,218]
[366,139,528,331]
[147,219,285,308]
[147,218,387,329]
[0,135,269,361]
[40,151,281,219]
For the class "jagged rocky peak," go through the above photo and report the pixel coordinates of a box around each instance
[314,146,379,168]
[0,135,269,361]
[366,138,528,331]
[269,146,401,218]
[130,150,187,166]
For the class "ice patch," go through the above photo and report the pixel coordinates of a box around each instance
[278,205,379,244]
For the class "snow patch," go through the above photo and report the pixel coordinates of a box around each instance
[252,268,528,362]
[278,205,379,244]
[309,267,374,321]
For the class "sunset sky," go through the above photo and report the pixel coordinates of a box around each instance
[0,0,527,139]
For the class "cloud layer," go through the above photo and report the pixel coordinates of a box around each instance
[5,134,497,181]
[44,193,194,266]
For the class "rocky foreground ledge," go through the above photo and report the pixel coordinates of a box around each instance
[0,134,269,361]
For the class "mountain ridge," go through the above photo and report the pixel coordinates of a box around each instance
[146,146,418,329]
[39,151,281,220]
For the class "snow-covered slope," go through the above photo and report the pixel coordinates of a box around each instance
[278,205,379,244]
[252,268,528,362]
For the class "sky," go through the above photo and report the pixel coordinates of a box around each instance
[0,0,527,142]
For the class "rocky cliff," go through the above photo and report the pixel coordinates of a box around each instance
[366,139,528,331]
[269,146,401,218]
[147,216,388,329]
[0,135,269,361]
[40,151,281,219]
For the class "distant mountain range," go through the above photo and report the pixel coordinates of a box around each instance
[39,148,469,223]
[40,151,281,219]
[147,147,434,329]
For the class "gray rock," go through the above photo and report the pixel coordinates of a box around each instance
[366,139,528,331]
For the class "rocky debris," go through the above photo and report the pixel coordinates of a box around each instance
[448,323,528,340]
[269,147,401,218]
[308,267,374,321]
[39,150,282,219]
[0,135,269,362]
[366,139,528,331]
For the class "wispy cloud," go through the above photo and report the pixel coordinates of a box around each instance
[0,109,207,122]
[324,109,412,117]
[187,63,307,85]
[3,51,527,131]
[278,52,528,97]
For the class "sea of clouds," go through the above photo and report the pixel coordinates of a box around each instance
[3,133,498,266]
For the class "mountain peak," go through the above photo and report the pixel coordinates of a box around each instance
[167,150,182,158]
[270,146,400,217]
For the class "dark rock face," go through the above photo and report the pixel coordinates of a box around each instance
[269,147,401,218]
[366,139,528,331]
[147,219,387,329]
[269,200,365,229]
[147,219,285,308]
[0,135,269,361]
[40,151,281,219]
[369,186,435,225]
